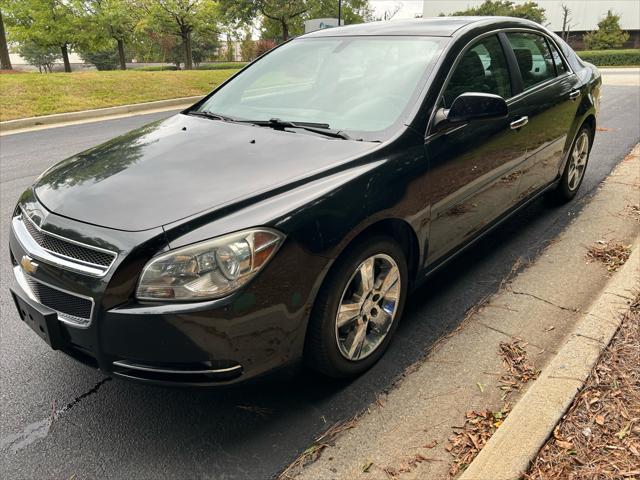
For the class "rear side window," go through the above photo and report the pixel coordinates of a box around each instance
[442,35,512,107]
[506,32,556,90]
[548,41,568,75]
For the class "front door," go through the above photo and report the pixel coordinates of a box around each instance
[425,34,526,264]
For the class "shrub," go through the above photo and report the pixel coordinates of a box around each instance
[255,40,277,58]
[78,50,119,71]
[133,65,179,71]
[17,41,60,73]
[577,49,640,66]
[195,62,247,70]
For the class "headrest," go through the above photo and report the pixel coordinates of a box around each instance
[451,50,485,84]
[514,48,533,73]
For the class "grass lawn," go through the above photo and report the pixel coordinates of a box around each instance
[0,69,239,122]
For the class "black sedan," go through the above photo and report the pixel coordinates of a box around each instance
[9,16,600,386]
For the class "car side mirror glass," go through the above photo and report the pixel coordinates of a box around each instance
[446,92,509,124]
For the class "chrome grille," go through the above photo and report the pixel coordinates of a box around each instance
[24,275,93,326]
[16,210,117,277]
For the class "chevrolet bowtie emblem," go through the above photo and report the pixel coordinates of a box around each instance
[21,255,39,274]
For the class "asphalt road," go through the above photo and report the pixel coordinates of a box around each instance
[1,82,639,480]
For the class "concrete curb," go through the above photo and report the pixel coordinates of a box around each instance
[0,96,203,134]
[459,239,640,480]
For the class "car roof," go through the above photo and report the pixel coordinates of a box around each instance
[302,16,540,38]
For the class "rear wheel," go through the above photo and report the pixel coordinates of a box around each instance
[305,236,408,378]
[549,126,592,203]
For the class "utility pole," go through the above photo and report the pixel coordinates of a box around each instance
[338,0,342,26]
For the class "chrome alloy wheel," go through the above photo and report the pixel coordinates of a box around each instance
[335,254,401,361]
[567,131,589,191]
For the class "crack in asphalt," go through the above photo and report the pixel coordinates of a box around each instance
[0,377,111,454]
[509,289,579,313]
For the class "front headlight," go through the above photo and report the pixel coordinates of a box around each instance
[136,228,284,301]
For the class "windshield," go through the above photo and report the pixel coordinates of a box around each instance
[196,36,445,138]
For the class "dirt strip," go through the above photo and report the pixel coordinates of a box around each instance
[525,292,639,480]
[286,146,639,480]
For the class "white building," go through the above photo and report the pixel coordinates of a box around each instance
[422,0,640,48]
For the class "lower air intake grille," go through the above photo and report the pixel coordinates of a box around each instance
[25,276,93,326]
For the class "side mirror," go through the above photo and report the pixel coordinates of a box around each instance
[446,92,508,123]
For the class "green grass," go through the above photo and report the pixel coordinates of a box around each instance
[0,69,239,121]
[577,49,640,67]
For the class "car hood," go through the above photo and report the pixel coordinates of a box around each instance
[34,114,379,231]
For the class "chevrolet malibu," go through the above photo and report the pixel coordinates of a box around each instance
[9,17,600,386]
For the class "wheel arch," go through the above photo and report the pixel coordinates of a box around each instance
[323,217,422,290]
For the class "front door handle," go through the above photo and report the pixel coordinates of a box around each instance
[510,116,529,130]
[569,90,581,100]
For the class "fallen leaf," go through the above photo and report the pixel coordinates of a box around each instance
[595,414,605,426]
[556,440,573,449]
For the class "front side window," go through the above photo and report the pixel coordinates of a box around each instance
[549,41,568,75]
[197,36,445,136]
[442,35,512,108]
[506,32,556,90]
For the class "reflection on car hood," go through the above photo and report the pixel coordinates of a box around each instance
[34,114,378,231]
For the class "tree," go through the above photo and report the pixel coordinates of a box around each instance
[220,0,371,43]
[4,0,79,72]
[77,0,141,70]
[259,1,308,41]
[240,32,255,61]
[17,40,60,72]
[448,0,546,24]
[0,9,12,69]
[584,10,629,50]
[140,0,219,70]
[560,4,572,42]
[306,0,373,25]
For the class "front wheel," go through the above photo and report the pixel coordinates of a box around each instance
[549,126,592,203]
[305,236,408,378]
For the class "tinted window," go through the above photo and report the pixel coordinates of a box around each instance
[506,32,556,90]
[549,42,568,75]
[442,35,511,108]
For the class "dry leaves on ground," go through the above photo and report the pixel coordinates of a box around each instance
[277,415,359,479]
[498,339,541,400]
[446,339,539,477]
[445,406,512,477]
[380,453,439,478]
[586,240,632,273]
[525,293,640,480]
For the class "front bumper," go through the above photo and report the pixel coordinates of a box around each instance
[9,198,329,387]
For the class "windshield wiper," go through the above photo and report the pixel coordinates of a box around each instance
[187,110,236,122]
[237,118,352,140]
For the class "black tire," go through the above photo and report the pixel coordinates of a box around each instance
[305,235,408,378]
[548,125,593,203]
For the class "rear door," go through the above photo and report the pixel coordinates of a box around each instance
[504,32,582,201]
[425,34,528,263]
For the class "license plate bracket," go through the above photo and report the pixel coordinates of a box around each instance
[10,288,67,350]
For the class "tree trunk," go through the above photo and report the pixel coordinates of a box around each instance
[61,44,72,72]
[117,38,126,70]
[0,10,12,70]
[183,31,193,70]
[282,20,289,41]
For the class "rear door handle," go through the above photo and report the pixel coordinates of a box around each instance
[569,90,581,100]
[510,116,529,130]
